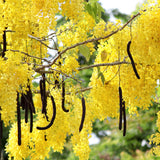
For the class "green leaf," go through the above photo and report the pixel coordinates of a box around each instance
[79,45,90,61]
[97,67,105,85]
[84,0,105,22]
[100,73,105,84]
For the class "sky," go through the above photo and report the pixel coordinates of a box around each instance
[99,0,144,14]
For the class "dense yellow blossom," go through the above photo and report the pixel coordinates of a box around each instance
[1,0,160,159]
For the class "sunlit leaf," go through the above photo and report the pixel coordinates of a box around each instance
[79,45,90,61]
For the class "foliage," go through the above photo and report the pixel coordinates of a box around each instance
[0,0,159,160]
[88,102,159,160]
[111,9,130,23]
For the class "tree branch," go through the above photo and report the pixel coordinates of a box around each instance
[34,11,142,72]
[78,61,130,71]
[38,68,82,84]
[8,49,50,63]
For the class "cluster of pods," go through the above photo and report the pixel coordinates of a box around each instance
[118,40,140,136]
[15,74,86,145]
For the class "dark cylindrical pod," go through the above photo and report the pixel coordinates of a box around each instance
[44,135,47,141]
[27,85,35,114]
[37,96,56,130]
[127,41,140,79]
[79,96,86,132]
[119,87,123,130]
[62,78,69,112]
[29,107,33,133]
[17,92,21,145]
[42,74,47,114]
[25,102,28,123]
[122,101,126,137]
[40,79,44,96]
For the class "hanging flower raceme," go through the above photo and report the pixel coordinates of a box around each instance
[1,0,160,160]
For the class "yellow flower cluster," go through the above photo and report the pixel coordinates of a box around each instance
[2,0,160,159]
[89,4,160,117]
[57,11,95,54]
[62,55,80,75]
[0,53,32,126]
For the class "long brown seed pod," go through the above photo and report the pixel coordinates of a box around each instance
[42,74,47,114]
[122,101,126,136]
[25,100,28,123]
[40,79,43,93]
[62,77,69,112]
[40,79,44,111]
[79,96,86,132]
[29,107,33,133]
[37,96,56,130]
[27,85,35,114]
[40,78,48,121]
[17,92,21,145]
[119,87,123,130]
[127,41,140,79]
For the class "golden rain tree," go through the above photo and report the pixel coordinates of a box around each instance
[0,0,159,159]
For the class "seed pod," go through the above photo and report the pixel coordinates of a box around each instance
[25,101,28,123]
[127,41,140,79]
[54,79,60,88]
[40,79,44,111]
[17,92,21,145]
[119,87,122,130]
[44,135,47,141]
[42,74,47,114]
[29,107,33,133]
[27,85,35,114]
[37,96,56,130]
[40,77,48,121]
[39,79,44,104]
[79,96,86,132]
[122,101,126,137]
[62,78,69,112]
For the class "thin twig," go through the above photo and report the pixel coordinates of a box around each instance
[78,61,130,71]
[28,34,56,50]
[42,32,56,40]
[120,12,142,31]
[8,49,50,63]
[66,86,92,95]
[35,86,93,96]
[38,68,82,84]
[78,86,92,93]
[22,62,43,67]
[41,28,69,40]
